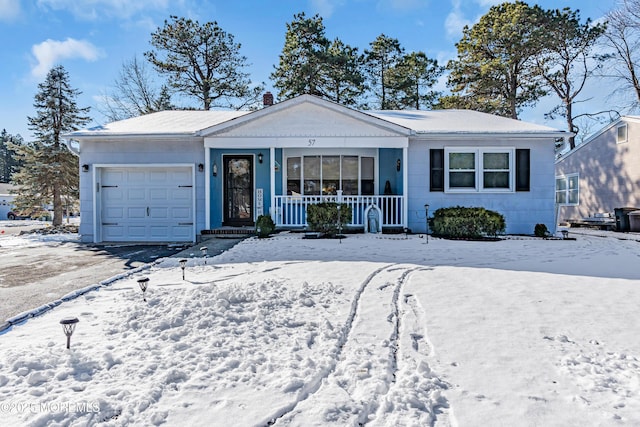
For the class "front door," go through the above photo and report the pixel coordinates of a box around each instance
[223,155,254,226]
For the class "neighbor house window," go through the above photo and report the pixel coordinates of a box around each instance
[555,174,579,205]
[444,148,515,192]
[286,155,375,196]
[617,124,628,144]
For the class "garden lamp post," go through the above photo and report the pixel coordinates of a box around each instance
[60,317,79,349]
[179,259,188,280]
[200,246,208,264]
[137,277,149,301]
[424,204,430,244]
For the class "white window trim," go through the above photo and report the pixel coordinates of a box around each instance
[616,124,628,144]
[444,147,515,193]
[555,173,579,206]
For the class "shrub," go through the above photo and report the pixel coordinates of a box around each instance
[431,206,505,239]
[534,223,549,238]
[255,214,275,238]
[306,202,352,237]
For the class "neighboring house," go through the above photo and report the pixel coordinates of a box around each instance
[64,94,566,243]
[555,116,640,223]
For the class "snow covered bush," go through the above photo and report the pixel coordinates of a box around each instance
[431,206,505,238]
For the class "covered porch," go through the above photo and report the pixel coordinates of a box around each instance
[202,94,411,231]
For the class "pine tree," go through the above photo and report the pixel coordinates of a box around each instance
[364,34,404,109]
[271,12,330,100]
[0,130,23,183]
[145,16,262,110]
[445,2,548,119]
[389,52,444,110]
[322,38,366,106]
[11,65,90,225]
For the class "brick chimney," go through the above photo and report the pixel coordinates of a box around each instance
[263,91,274,107]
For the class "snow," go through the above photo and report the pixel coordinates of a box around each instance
[1,230,640,426]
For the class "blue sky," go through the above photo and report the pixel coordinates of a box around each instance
[0,0,619,141]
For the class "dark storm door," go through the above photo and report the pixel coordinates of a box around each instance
[223,155,254,226]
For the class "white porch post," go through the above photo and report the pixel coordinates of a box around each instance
[270,147,275,218]
[403,145,408,228]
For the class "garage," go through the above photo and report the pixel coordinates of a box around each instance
[98,166,194,242]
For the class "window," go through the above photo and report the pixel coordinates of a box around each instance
[556,174,579,205]
[360,157,374,195]
[444,148,515,192]
[617,124,628,144]
[287,157,301,195]
[449,152,476,189]
[286,155,375,196]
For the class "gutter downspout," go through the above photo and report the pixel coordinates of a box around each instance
[65,139,80,156]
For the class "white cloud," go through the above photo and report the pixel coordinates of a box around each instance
[445,0,472,40]
[31,38,102,78]
[36,0,170,20]
[0,0,21,21]
[310,0,340,18]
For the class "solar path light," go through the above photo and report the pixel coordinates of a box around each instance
[60,317,79,349]
[179,259,188,280]
[200,246,208,264]
[137,277,149,301]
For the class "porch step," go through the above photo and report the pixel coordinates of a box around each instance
[202,227,255,238]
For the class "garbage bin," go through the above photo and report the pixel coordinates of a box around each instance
[629,210,640,232]
[614,207,640,232]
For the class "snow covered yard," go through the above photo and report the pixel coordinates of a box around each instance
[1,232,639,426]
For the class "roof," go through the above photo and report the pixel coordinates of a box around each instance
[64,96,566,139]
[66,110,249,138]
[367,109,563,135]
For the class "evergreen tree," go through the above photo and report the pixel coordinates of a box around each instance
[364,34,404,109]
[445,1,548,119]
[11,65,90,225]
[0,130,23,183]
[145,16,262,110]
[322,38,366,106]
[389,52,444,110]
[271,12,330,100]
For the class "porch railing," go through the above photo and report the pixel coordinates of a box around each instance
[273,195,404,228]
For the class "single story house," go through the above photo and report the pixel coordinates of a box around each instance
[64,94,566,243]
[555,116,640,225]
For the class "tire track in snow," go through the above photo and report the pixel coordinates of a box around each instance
[265,264,426,426]
[262,264,394,426]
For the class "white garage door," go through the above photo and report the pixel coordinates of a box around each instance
[100,167,194,242]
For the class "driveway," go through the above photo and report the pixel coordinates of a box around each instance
[0,221,243,322]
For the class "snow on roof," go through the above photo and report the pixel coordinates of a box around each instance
[367,109,564,134]
[66,110,249,137]
[65,103,565,139]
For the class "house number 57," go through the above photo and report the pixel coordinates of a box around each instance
[308,139,316,146]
